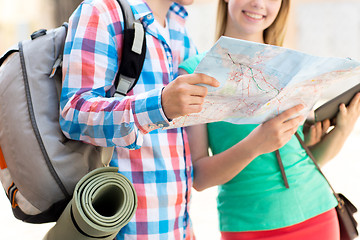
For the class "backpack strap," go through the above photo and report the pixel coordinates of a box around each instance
[50,23,68,79]
[1,0,145,97]
[114,0,146,96]
[0,48,19,67]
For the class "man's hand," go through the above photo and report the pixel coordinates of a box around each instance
[161,73,220,120]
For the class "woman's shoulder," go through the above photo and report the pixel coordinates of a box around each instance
[179,52,207,74]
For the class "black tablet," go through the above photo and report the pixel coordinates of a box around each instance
[314,83,360,122]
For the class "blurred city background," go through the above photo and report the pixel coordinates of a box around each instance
[1,0,360,239]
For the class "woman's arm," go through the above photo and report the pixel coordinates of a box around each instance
[308,92,360,166]
[188,105,304,191]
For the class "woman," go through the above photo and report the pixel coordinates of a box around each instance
[181,0,360,239]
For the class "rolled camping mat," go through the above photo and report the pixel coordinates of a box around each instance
[43,167,137,240]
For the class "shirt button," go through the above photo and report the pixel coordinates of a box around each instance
[186,166,190,171]
[147,15,152,19]
[158,123,163,128]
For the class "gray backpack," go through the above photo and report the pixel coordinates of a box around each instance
[0,0,145,223]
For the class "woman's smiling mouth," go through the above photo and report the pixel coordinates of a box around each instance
[243,11,265,20]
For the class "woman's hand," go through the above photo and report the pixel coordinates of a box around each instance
[303,92,360,147]
[305,92,360,166]
[304,119,331,147]
[246,104,305,155]
[334,92,360,137]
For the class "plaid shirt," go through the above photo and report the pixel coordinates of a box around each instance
[60,0,197,239]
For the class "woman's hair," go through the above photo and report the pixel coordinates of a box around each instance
[215,0,290,46]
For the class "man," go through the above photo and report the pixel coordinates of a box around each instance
[60,0,218,238]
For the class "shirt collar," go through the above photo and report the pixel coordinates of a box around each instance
[127,0,188,25]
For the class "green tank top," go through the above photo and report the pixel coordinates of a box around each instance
[180,54,337,231]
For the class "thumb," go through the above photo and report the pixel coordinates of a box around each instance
[339,103,347,114]
[192,73,220,88]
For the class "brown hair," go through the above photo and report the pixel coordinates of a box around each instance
[215,0,290,46]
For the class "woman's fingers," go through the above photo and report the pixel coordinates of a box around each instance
[348,92,360,109]
[282,115,304,132]
[276,104,304,122]
[322,119,330,135]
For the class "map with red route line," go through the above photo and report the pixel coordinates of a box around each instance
[166,36,360,129]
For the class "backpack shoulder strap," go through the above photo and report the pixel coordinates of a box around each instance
[114,0,146,96]
[0,48,19,67]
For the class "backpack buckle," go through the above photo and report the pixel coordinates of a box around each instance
[31,29,47,40]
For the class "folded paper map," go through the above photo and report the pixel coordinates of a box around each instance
[166,36,360,129]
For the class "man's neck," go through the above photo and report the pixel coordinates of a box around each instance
[146,0,172,27]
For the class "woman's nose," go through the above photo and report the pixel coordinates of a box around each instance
[250,0,265,9]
